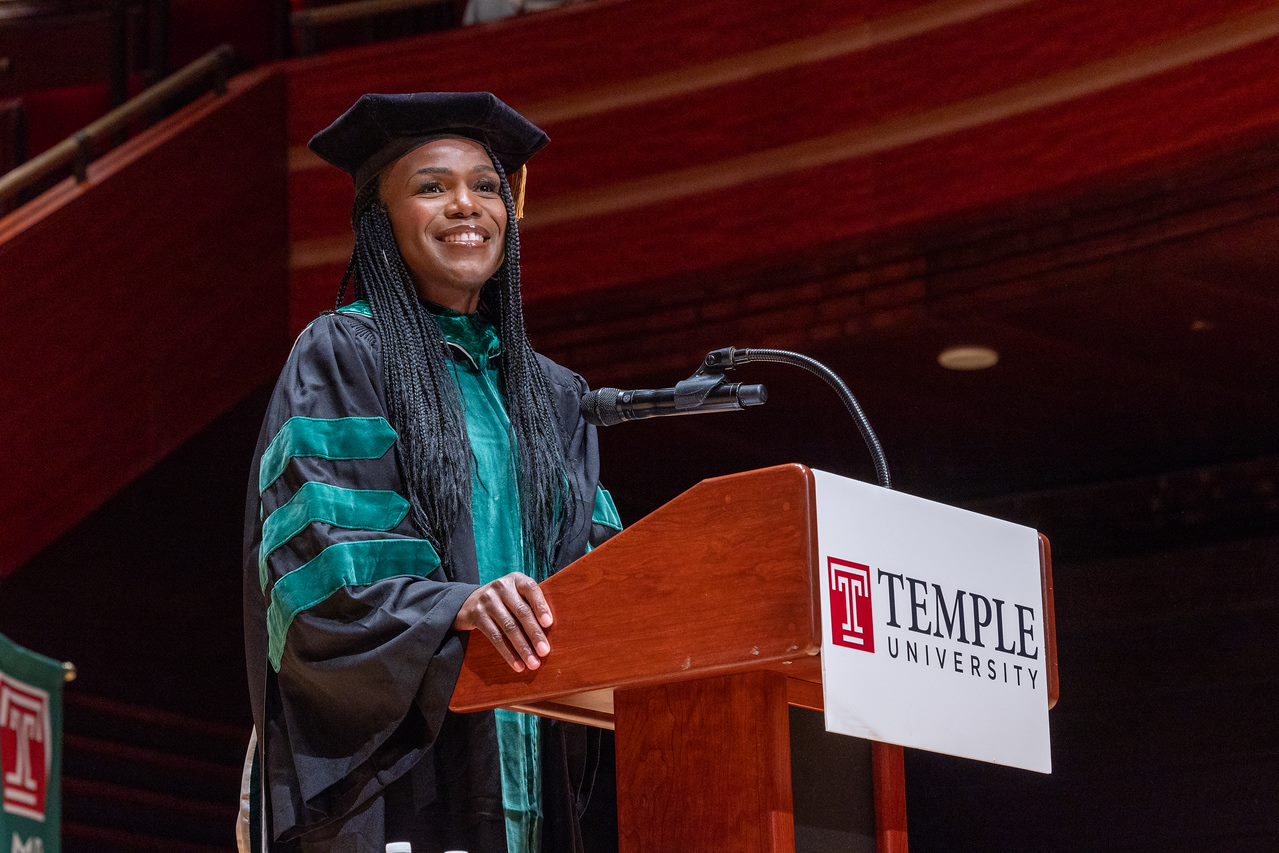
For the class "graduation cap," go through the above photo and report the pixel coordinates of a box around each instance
[309,91,549,218]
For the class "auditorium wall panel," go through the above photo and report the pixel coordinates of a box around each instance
[281,0,1279,331]
[0,68,291,576]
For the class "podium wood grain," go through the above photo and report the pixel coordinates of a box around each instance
[616,671,795,853]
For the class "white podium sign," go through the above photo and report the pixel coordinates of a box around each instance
[813,470,1051,773]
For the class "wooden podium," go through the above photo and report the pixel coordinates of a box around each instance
[450,464,1058,853]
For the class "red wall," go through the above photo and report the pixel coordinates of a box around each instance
[0,69,291,576]
[283,0,1279,330]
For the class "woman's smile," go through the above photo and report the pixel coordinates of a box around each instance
[437,223,493,245]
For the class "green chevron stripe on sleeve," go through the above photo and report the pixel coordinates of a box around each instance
[259,482,411,591]
[267,538,441,670]
[592,486,622,532]
[259,416,397,493]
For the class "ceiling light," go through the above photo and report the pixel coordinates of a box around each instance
[938,345,999,371]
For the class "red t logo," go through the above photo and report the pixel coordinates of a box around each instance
[829,558,875,653]
[1,675,50,822]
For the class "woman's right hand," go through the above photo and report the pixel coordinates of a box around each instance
[452,572,553,672]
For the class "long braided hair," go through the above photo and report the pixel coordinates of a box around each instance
[337,145,574,580]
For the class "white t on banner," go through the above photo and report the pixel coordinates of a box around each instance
[813,470,1052,773]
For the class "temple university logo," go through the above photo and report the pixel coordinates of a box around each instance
[829,557,875,653]
[1,674,51,822]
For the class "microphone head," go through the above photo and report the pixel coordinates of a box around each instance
[739,384,768,407]
[581,387,625,426]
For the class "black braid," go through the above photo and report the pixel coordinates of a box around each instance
[341,151,575,579]
[353,201,471,568]
[485,149,577,579]
[335,180,378,309]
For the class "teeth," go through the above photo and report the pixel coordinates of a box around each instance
[443,232,485,244]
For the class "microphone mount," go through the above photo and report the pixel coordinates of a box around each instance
[696,346,892,490]
[673,358,742,411]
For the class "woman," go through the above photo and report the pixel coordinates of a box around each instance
[241,92,621,852]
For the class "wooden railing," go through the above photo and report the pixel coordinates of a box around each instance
[0,43,235,206]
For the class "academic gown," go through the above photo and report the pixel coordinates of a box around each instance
[241,303,621,851]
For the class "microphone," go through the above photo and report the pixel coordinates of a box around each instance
[581,382,767,427]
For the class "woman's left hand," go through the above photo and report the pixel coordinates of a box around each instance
[453,572,553,672]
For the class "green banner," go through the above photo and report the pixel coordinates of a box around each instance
[0,634,62,853]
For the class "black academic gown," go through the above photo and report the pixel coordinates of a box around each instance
[242,308,615,852]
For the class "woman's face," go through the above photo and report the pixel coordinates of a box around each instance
[378,136,508,313]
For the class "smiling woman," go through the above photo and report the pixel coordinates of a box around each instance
[239,93,620,853]
[380,139,509,312]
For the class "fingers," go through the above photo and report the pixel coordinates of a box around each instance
[463,573,554,673]
[474,610,524,673]
[497,575,551,659]
[516,573,554,629]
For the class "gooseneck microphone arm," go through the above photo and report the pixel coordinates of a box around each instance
[702,347,892,490]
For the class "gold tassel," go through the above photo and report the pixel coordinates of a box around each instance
[515,164,528,221]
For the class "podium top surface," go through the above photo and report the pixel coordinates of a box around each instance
[451,464,823,714]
